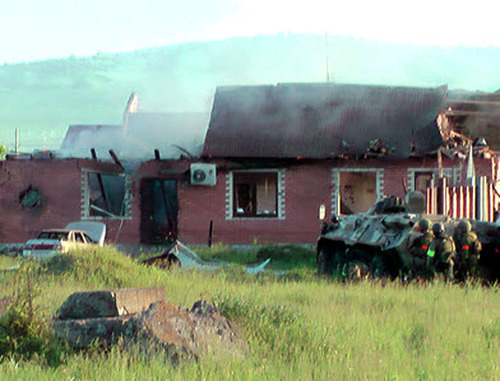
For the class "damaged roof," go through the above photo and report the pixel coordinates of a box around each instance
[445,90,500,150]
[61,125,121,157]
[60,113,208,160]
[203,83,448,159]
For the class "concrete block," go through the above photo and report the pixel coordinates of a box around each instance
[52,316,133,349]
[55,287,164,320]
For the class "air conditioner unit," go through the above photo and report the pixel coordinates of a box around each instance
[190,163,217,186]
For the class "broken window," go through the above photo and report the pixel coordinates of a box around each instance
[233,172,278,218]
[339,171,377,214]
[414,171,434,194]
[83,170,131,219]
[411,168,456,194]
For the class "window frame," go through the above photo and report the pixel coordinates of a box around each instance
[226,169,286,220]
[81,169,132,220]
[330,168,385,216]
[407,167,459,193]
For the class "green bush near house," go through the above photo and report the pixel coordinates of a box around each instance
[0,261,67,366]
[0,144,8,159]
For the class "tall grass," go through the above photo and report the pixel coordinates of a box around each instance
[0,246,498,379]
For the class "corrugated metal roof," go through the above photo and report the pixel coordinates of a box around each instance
[203,83,448,158]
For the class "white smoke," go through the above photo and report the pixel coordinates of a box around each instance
[58,112,209,161]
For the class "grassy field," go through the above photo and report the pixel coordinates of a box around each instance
[0,245,498,380]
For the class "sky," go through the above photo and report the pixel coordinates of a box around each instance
[1,0,499,64]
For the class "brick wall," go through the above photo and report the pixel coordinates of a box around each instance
[0,156,496,245]
[177,161,333,245]
[175,157,495,245]
[0,158,126,243]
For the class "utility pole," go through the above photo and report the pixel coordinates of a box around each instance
[15,128,19,154]
[325,33,330,83]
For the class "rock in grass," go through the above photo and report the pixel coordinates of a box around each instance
[52,289,247,361]
[52,315,133,349]
[130,300,247,359]
[55,287,164,320]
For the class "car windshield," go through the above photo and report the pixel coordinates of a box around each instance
[37,231,69,240]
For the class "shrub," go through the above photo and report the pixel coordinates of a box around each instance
[0,261,66,366]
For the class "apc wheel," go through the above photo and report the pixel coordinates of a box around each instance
[369,255,389,279]
[317,247,334,276]
[340,260,370,280]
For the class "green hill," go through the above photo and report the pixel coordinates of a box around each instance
[1,34,499,152]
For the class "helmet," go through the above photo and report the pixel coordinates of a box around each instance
[457,219,471,233]
[432,222,445,237]
[417,218,431,232]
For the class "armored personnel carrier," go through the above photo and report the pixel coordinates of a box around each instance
[316,196,500,281]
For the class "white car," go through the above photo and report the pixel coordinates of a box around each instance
[23,221,106,260]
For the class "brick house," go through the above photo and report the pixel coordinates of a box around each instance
[176,83,498,244]
[1,83,498,246]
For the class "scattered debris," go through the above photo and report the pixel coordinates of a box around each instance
[32,150,56,159]
[365,138,395,158]
[141,240,271,274]
[52,288,247,361]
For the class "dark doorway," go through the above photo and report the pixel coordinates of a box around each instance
[140,178,179,244]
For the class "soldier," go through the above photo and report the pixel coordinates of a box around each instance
[408,218,434,279]
[426,222,456,281]
[452,220,482,281]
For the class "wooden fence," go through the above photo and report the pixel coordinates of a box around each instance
[426,176,496,222]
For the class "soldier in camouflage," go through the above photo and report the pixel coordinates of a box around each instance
[452,219,482,281]
[427,222,456,281]
[408,218,434,279]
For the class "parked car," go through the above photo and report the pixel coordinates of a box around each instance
[23,221,106,260]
